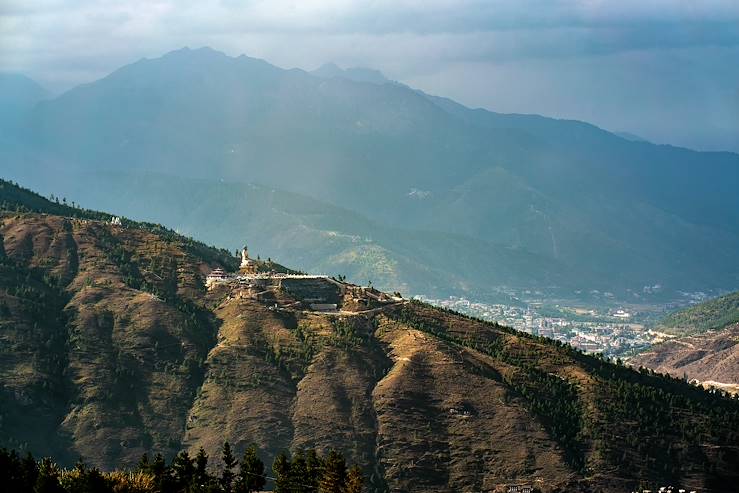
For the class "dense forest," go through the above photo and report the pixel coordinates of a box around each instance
[659,291,739,334]
[0,444,363,493]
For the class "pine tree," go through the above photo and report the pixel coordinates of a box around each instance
[172,450,196,489]
[235,444,266,493]
[345,465,363,493]
[136,453,150,472]
[21,451,39,491]
[289,450,308,493]
[194,447,211,489]
[0,449,39,492]
[272,452,291,493]
[305,449,323,491]
[150,453,167,478]
[319,450,347,493]
[149,452,169,491]
[221,441,238,493]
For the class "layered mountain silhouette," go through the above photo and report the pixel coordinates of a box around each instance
[3,47,739,296]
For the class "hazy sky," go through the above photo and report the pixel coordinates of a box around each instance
[1,0,738,152]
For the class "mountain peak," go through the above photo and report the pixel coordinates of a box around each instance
[0,73,49,113]
[312,62,389,85]
[313,62,342,76]
[101,46,281,87]
[161,45,228,60]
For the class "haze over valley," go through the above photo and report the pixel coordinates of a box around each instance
[3,47,739,311]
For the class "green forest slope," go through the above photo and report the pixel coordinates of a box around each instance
[659,291,739,335]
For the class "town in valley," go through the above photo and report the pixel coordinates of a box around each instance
[415,289,715,358]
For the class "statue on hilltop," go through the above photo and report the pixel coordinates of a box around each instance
[240,244,250,268]
[240,244,257,274]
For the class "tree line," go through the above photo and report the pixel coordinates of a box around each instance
[0,178,238,272]
[0,443,364,493]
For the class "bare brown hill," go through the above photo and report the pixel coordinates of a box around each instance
[1,205,739,492]
[631,324,739,393]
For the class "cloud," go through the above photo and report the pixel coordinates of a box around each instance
[0,0,737,152]
[3,1,738,73]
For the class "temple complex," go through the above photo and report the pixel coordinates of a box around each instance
[204,244,402,314]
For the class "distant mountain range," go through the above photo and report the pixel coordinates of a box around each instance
[3,47,739,298]
[18,171,573,299]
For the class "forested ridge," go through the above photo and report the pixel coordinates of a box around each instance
[1,179,739,492]
[659,291,739,334]
[0,178,238,269]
